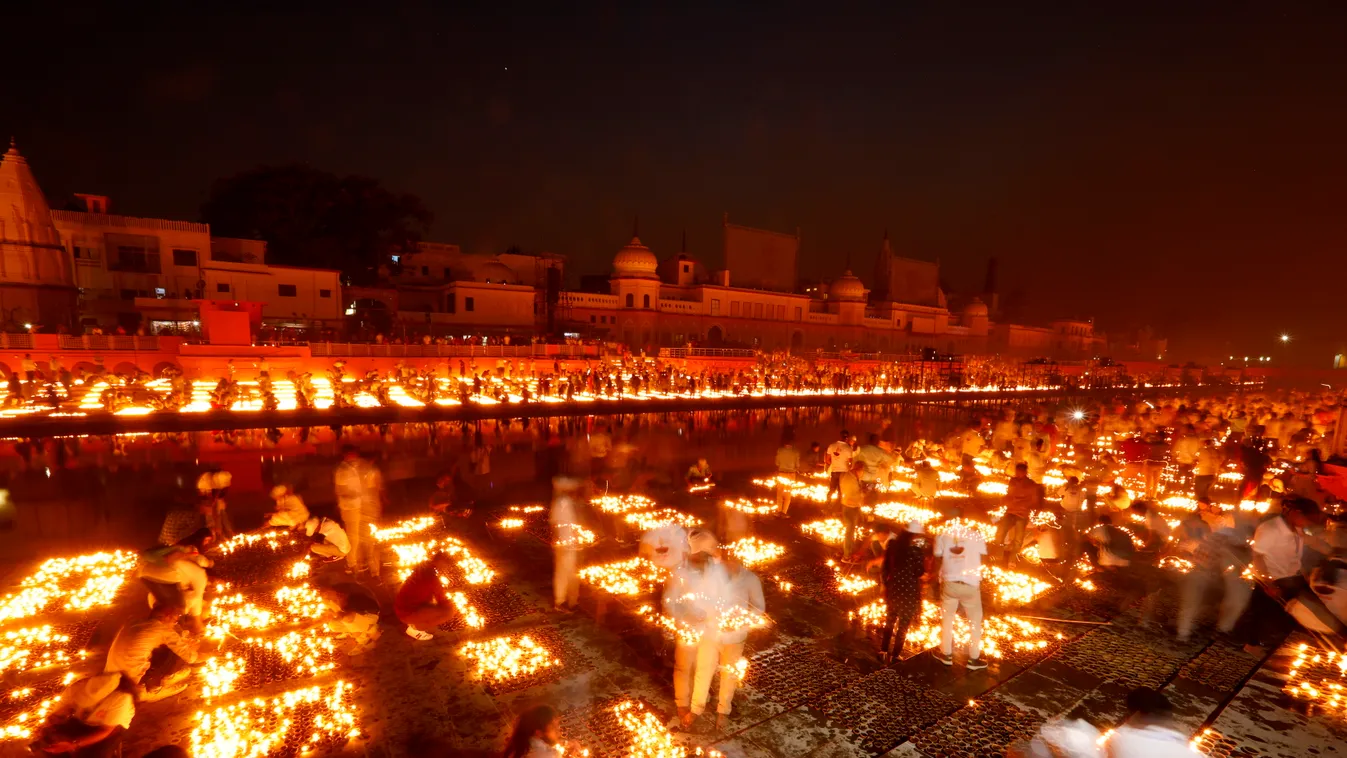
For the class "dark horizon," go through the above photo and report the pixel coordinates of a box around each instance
[5,3,1345,366]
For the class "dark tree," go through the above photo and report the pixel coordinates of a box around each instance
[201,165,433,285]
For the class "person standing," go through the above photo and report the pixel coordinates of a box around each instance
[994,462,1039,563]
[826,430,854,504]
[774,439,800,516]
[335,446,384,578]
[880,521,932,663]
[1192,439,1221,503]
[550,477,584,612]
[665,530,727,731]
[933,524,987,670]
[691,552,765,731]
[839,461,864,558]
[1060,475,1088,557]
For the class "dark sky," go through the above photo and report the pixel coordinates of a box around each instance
[6,2,1346,364]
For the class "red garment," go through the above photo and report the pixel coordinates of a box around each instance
[394,564,441,617]
[1004,477,1040,518]
[1119,437,1149,464]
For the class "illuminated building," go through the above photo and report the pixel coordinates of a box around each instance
[0,143,341,334]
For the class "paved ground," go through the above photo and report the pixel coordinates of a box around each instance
[1,482,1344,757]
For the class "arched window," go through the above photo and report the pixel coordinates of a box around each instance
[643,294,650,308]
[625,293,634,308]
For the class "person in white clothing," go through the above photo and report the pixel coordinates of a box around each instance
[550,477,585,611]
[664,529,729,731]
[690,552,766,730]
[265,485,310,528]
[932,520,987,669]
[334,445,384,576]
[825,430,854,504]
[301,516,350,559]
[1104,688,1193,758]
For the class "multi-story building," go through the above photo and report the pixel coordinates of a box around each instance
[0,143,343,334]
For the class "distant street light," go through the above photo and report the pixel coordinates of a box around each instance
[1280,334,1291,343]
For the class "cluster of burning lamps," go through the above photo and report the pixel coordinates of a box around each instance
[1285,643,1347,712]
[459,633,559,686]
[0,412,1311,753]
[0,550,139,624]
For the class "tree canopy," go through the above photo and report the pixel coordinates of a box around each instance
[201,165,433,285]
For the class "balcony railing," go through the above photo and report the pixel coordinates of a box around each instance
[308,343,600,359]
[658,347,758,359]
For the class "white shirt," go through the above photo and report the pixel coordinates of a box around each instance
[663,561,730,640]
[717,568,767,644]
[62,679,135,729]
[934,531,986,586]
[1253,516,1303,580]
[307,517,350,555]
[826,441,853,473]
[1105,724,1193,758]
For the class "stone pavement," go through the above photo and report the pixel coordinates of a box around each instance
[2,490,1345,758]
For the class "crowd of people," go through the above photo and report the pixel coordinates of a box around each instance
[20,382,1345,757]
[2,347,1194,415]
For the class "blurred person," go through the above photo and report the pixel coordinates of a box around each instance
[1017,719,1101,758]
[316,583,382,653]
[995,462,1039,562]
[1126,501,1171,551]
[32,672,136,757]
[914,460,941,506]
[1104,688,1190,758]
[1101,483,1132,514]
[686,457,713,486]
[692,552,765,731]
[501,704,566,758]
[1247,497,1343,647]
[839,461,864,558]
[135,532,213,634]
[803,441,824,475]
[394,552,459,640]
[334,446,384,577]
[879,521,932,663]
[1174,505,1252,641]
[933,523,987,670]
[641,524,689,571]
[1060,476,1088,556]
[774,439,800,516]
[104,604,198,699]
[665,530,728,731]
[1193,440,1221,503]
[853,434,894,504]
[550,477,584,612]
[826,430,854,504]
[265,484,309,528]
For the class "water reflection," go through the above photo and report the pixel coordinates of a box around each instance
[0,401,993,562]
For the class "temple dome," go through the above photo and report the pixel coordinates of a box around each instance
[963,297,989,319]
[612,236,658,278]
[829,270,866,301]
[477,259,517,284]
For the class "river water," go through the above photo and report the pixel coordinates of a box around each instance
[0,399,1026,564]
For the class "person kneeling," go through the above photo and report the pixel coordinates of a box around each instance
[394,552,459,640]
[33,673,136,757]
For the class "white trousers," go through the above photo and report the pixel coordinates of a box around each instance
[939,581,983,660]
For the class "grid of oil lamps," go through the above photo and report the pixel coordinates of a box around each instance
[1285,642,1347,713]
[558,695,727,758]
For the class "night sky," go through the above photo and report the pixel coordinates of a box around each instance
[6,3,1346,364]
